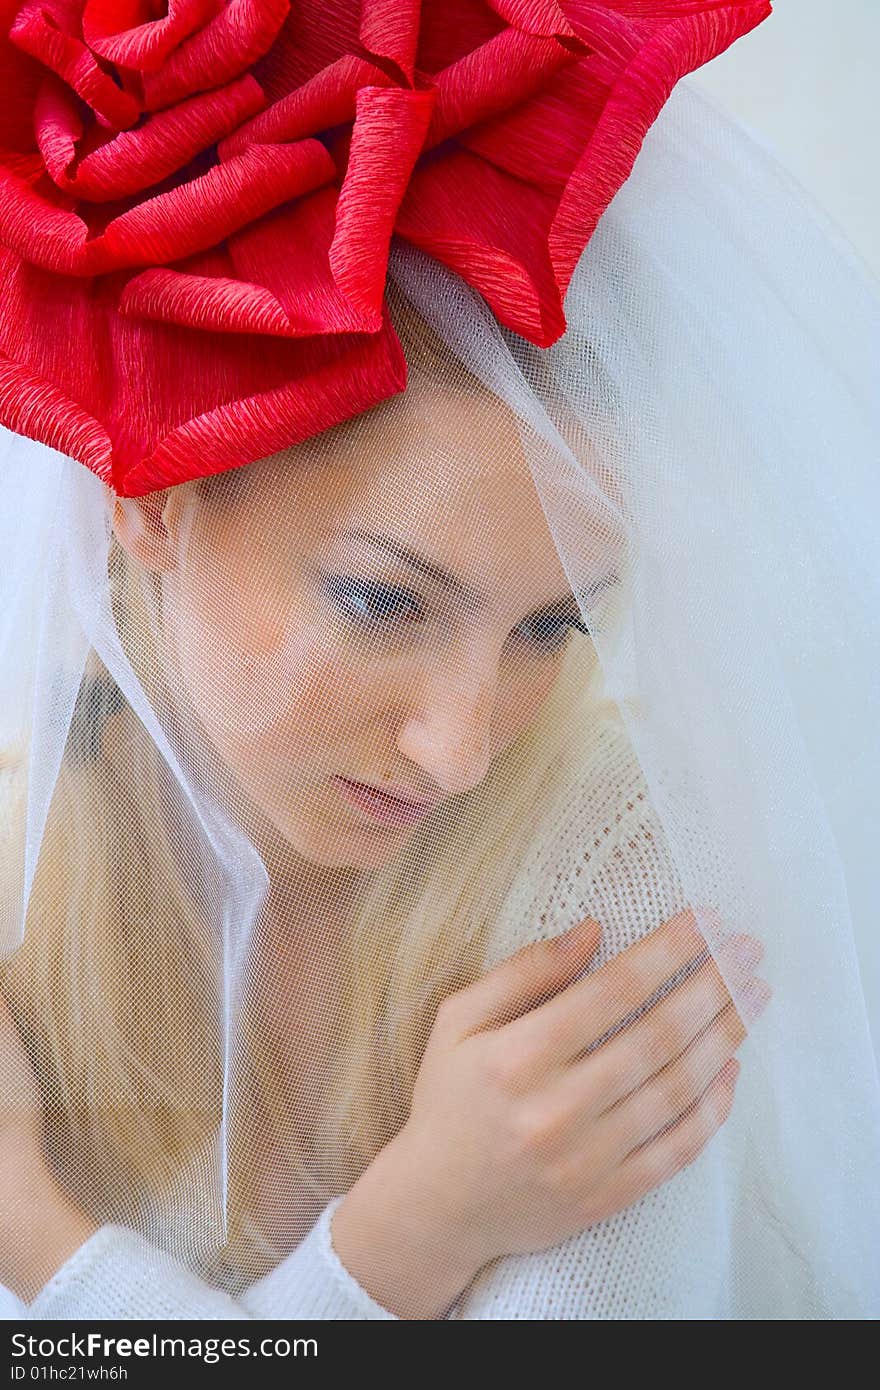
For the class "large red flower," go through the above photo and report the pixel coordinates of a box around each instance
[0,0,772,496]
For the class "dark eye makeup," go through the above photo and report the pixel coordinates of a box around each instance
[319,575,594,652]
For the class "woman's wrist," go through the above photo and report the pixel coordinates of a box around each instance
[330,1134,486,1319]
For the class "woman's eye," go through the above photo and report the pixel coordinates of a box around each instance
[322,577,422,626]
[321,576,588,650]
[519,613,587,650]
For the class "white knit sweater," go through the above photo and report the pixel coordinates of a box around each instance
[1,711,820,1321]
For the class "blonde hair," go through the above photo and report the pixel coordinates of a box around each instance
[0,286,614,1294]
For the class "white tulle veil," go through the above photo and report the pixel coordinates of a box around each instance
[1,77,878,1319]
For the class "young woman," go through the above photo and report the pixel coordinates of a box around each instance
[0,38,877,1318]
[0,283,771,1317]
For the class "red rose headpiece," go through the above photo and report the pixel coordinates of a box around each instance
[0,0,771,496]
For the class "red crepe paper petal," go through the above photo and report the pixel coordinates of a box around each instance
[120,266,297,337]
[0,240,406,496]
[129,310,406,497]
[485,1,579,41]
[453,57,610,193]
[359,0,421,87]
[0,136,335,275]
[330,86,435,319]
[38,74,266,200]
[10,4,141,130]
[121,185,390,338]
[414,1,506,72]
[0,0,773,494]
[252,2,362,105]
[397,0,773,341]
[140,0,290,113]
[82,0,226,73]
[547,2,775,296]
[397,147,564,347]
[0,350,113,483]
[32,76,82,189]
[424,26,577,150]
[97,139,335,270]
[0,163,97,276]
[226,189,388,334]
[217,53,390,160]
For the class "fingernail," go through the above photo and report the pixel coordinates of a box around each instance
[725,935,764,970]
[556,917,599,953]
[575,916,600,935]
[740,977,773,1021]
[692,903,723,927]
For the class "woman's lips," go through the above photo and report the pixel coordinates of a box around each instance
[331,777,437,827]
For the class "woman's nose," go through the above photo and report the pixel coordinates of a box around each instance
[396,659,498,797]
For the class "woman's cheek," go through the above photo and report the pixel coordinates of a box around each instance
[206,647,374,769]
[497,661,567,746]
[278,652,379,748]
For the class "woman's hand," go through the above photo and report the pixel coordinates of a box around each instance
[332,904,771,1318]
[0,990,99,1304]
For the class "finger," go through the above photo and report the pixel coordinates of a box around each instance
[602,1059,740,1211]
[435,915,602,1040]
[571,944,765,1113]
[503,904,753,1070]
[598,985,768,1157]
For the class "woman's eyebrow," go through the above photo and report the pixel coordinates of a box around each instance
[334,528,618,614]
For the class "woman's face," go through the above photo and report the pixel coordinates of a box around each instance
[125,376,599,871]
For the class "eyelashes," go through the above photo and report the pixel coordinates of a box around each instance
[320,576,590,652]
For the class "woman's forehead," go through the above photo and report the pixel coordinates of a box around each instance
[317,432,550,561]
[353,374,528,477]
[223,375,613,596]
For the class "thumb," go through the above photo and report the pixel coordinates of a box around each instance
[438,916,602,1040]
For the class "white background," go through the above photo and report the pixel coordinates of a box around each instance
[690,0,878,277]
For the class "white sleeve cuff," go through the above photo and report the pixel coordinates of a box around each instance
[239,1195,400,1320]
[0,1281,29,1319]
[23,1197,400,1321]
[27,1223,251,1320]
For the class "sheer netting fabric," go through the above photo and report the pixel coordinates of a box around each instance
[1,79,878,1320]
